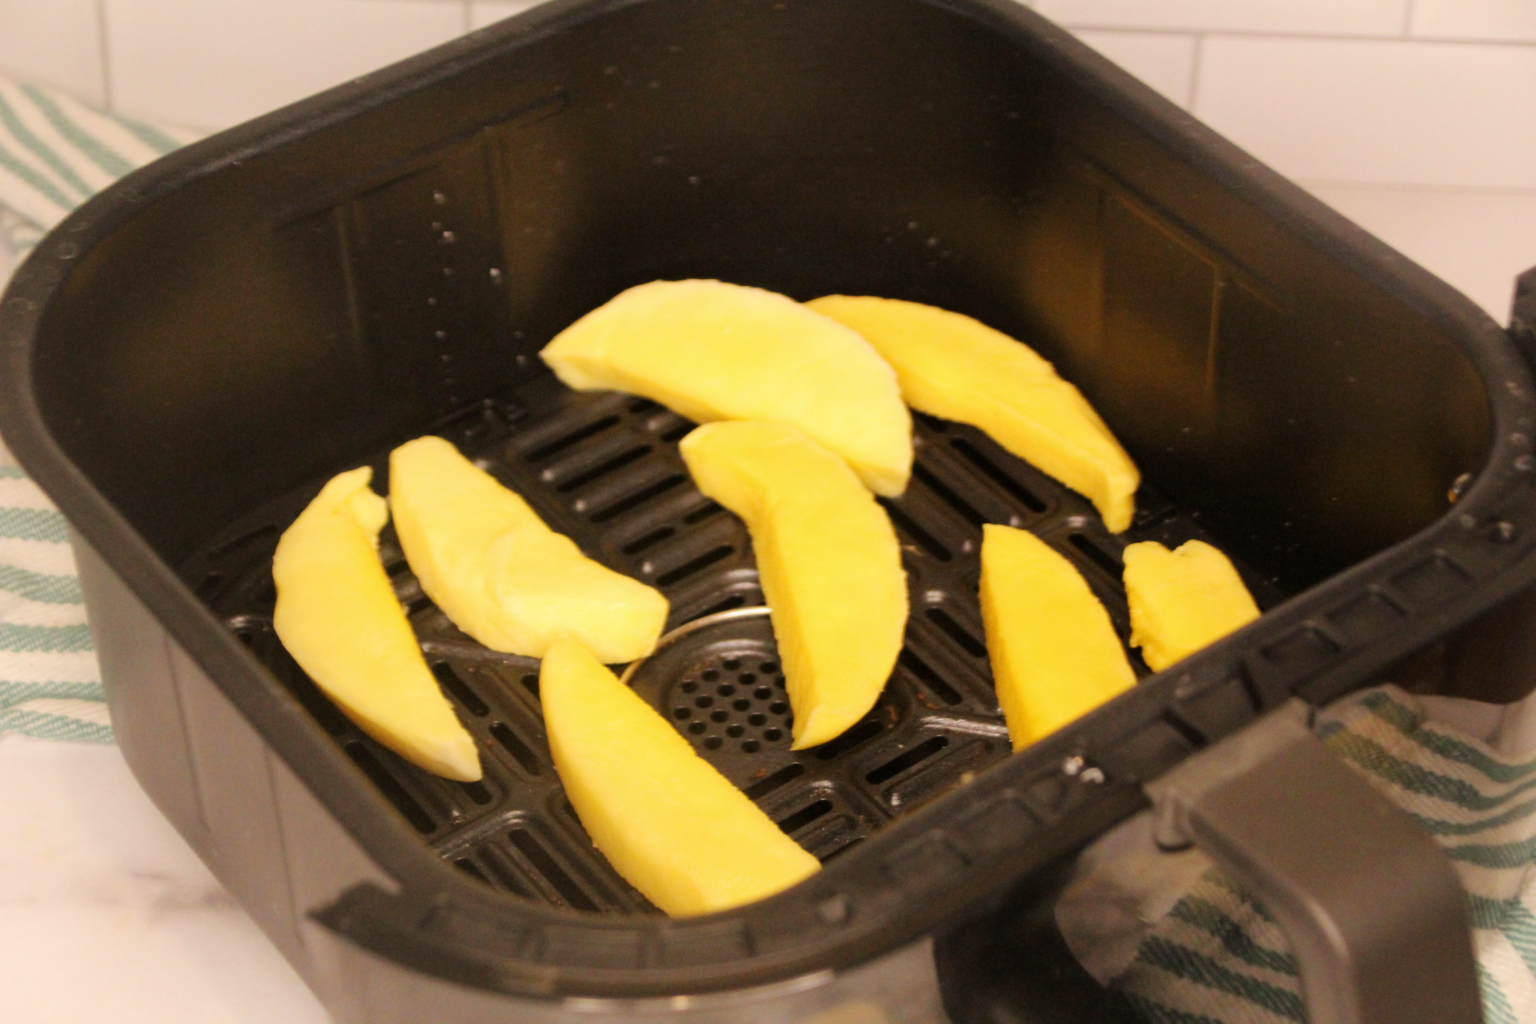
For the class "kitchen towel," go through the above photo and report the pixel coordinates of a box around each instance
[0,75,200,742]
[1059,683,1536,1023]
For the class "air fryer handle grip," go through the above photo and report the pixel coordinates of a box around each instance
[1145,701,1481,1024]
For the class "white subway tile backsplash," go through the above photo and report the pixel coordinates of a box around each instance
[0,0,105,106]
[103,0,467,130]
[1193,37,1536,189]
[1302,182,1536,323]
[1412,1,1536,43]
[1069,30,1197,108]
[470,2,543,31]
[1034,0,1408,37]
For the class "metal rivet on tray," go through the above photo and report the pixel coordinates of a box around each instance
[1491,521,1519,544]
[1079,767,1106,785]
[1517,455,1535,473]
[1061,755,1085,776]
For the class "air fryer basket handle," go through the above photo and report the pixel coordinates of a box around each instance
[1145,701,1481,1024]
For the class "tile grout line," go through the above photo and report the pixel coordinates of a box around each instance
[1402,0,1417,39]
[1296,178,1536,199]
[1052,23,1536,49]
[1185,32,1205,112]
[96,0,114,112]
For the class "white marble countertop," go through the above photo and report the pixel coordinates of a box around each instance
[0,737,331,1022]
[3,15,1536,1023]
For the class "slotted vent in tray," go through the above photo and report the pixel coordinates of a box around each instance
[185,373,1283,917]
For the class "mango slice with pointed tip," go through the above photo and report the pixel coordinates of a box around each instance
[389,436,667,663]
[541,636,821,917]
[679,421,906,749]
[272,467,481,782]
[979,525,1136,750]
[806,295,1139,532]
[540,279,913,497]
[1123,540,1261,671]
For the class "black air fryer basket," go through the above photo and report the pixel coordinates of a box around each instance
[4,1,1536,1021]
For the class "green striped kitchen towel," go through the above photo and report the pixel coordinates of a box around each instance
[0,75,199,254]
[0,75,199,742]
[1080,684,1536,1023]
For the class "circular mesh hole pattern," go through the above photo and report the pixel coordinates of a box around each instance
[669,654,792,754]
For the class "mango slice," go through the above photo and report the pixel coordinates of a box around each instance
[979,525,1136,750]
[679,421,907,749]
[541,279,913,497]
[1123,540,1261,672]
[806,295,1140,532]
[541,636,821,916]
[389,436,668,663]
[272,467,481,781]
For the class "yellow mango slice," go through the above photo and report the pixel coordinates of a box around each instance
[541,279,913,497]
[389,436,668,663]
[806,295,1140,532]
[1123,540,1261,672]
[541,636,821,917]
[979,525,1136,750]
[679,421,906,749]
[272,467,481,781]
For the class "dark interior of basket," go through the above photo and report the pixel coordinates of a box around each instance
[27,0,1492,918]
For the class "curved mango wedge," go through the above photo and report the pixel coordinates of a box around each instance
[541,636,821,917]
[679,421,906,750]
[390,436,667,663]
[272,467,481,781]
[979,525,1136,750]
[1123,540,1261,672]
[806,295,1140,532]
[541,279,913,497]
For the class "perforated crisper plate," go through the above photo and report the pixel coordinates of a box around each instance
[182,372,1284,916]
